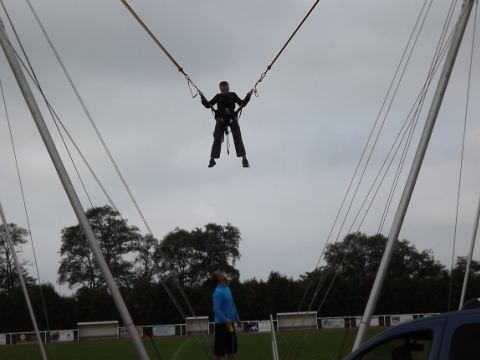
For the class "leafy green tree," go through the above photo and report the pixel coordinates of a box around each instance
[0,223,33,291]
[132,234,159,283]
[157,223,241,285]
[58,206,139,289]
[323,233,444,282]
[190,223,241,283]
[157,228,196,285]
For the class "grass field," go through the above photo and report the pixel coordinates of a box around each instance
[0,329,383,360]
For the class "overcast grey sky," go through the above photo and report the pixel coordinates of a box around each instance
[0,0,479,294]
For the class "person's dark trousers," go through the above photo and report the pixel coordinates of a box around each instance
[229,119,246,157]
[210,118,246,159]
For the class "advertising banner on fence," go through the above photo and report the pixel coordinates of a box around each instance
[12,333,38,344]
[258,320,272,333]
[321,318,345,329]
[0,334,6,345]
[50,330,74,342]
[153,325,176,337]
[391,315,412,326]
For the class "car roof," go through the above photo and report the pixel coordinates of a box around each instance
[347,309,480,358]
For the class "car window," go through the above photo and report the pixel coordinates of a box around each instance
[358,330,433,360]
[450,323,480,360]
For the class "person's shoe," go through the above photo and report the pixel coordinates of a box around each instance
[242,158,250,168]
[208,158,216,168]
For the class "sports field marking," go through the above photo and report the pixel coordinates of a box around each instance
[172,338,193,360]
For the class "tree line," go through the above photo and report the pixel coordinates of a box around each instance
[0,205,479,332]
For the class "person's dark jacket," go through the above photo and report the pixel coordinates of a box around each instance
[201,92,251,120]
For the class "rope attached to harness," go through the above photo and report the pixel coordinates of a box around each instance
[119,0,202,98]
[252,0,322,96]
[121,0,322,99]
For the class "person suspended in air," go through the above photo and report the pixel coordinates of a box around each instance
[200,81,253,168]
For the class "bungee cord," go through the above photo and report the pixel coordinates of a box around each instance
[119,0,323,98]
[252,0,321,96]
[119,0,203,98]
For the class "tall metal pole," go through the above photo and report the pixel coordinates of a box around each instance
[0,18,149,360]
[353,0,476,350]
[0,202,47,360]
[270,314,280,360]
[459,193,480,309]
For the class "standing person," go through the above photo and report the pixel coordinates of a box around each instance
[212,271,241,359]
[200,81,253,168]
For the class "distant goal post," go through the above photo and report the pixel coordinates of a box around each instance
[277,312,318,332]
[77,321,119,341]
[185,316,210,335]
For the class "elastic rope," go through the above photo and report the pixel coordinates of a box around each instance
[253,0,321,96]
[119,0,203,97]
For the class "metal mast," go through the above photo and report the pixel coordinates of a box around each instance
[353,0,476,350]
[0,201,47,360]
[0,18,149,360]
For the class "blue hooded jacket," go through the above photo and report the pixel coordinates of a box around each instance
[213,284,239,324]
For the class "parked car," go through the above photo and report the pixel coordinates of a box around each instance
[346,306,480,359]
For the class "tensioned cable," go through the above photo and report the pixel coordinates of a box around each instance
[312,0,459,326]
[284,2,438,354]
[378,0,461,234]
[3,53,119,211]
[24,0,154,237]
[286,85,426,360]
[311,7,460,322]
[302,0,460,319]
[280,1,436,357]
[22,0,209,336]
[294,0,434,317]
[284,2,461,358]
[354,27,459,234]
[293,5,462,358]
[6,5,211,356]
[9,32,213,360]
[0,78,51,333]
[16,0,190,315]
[0,0,95,210]
[2,0,189,336]
[447,0,478,311]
